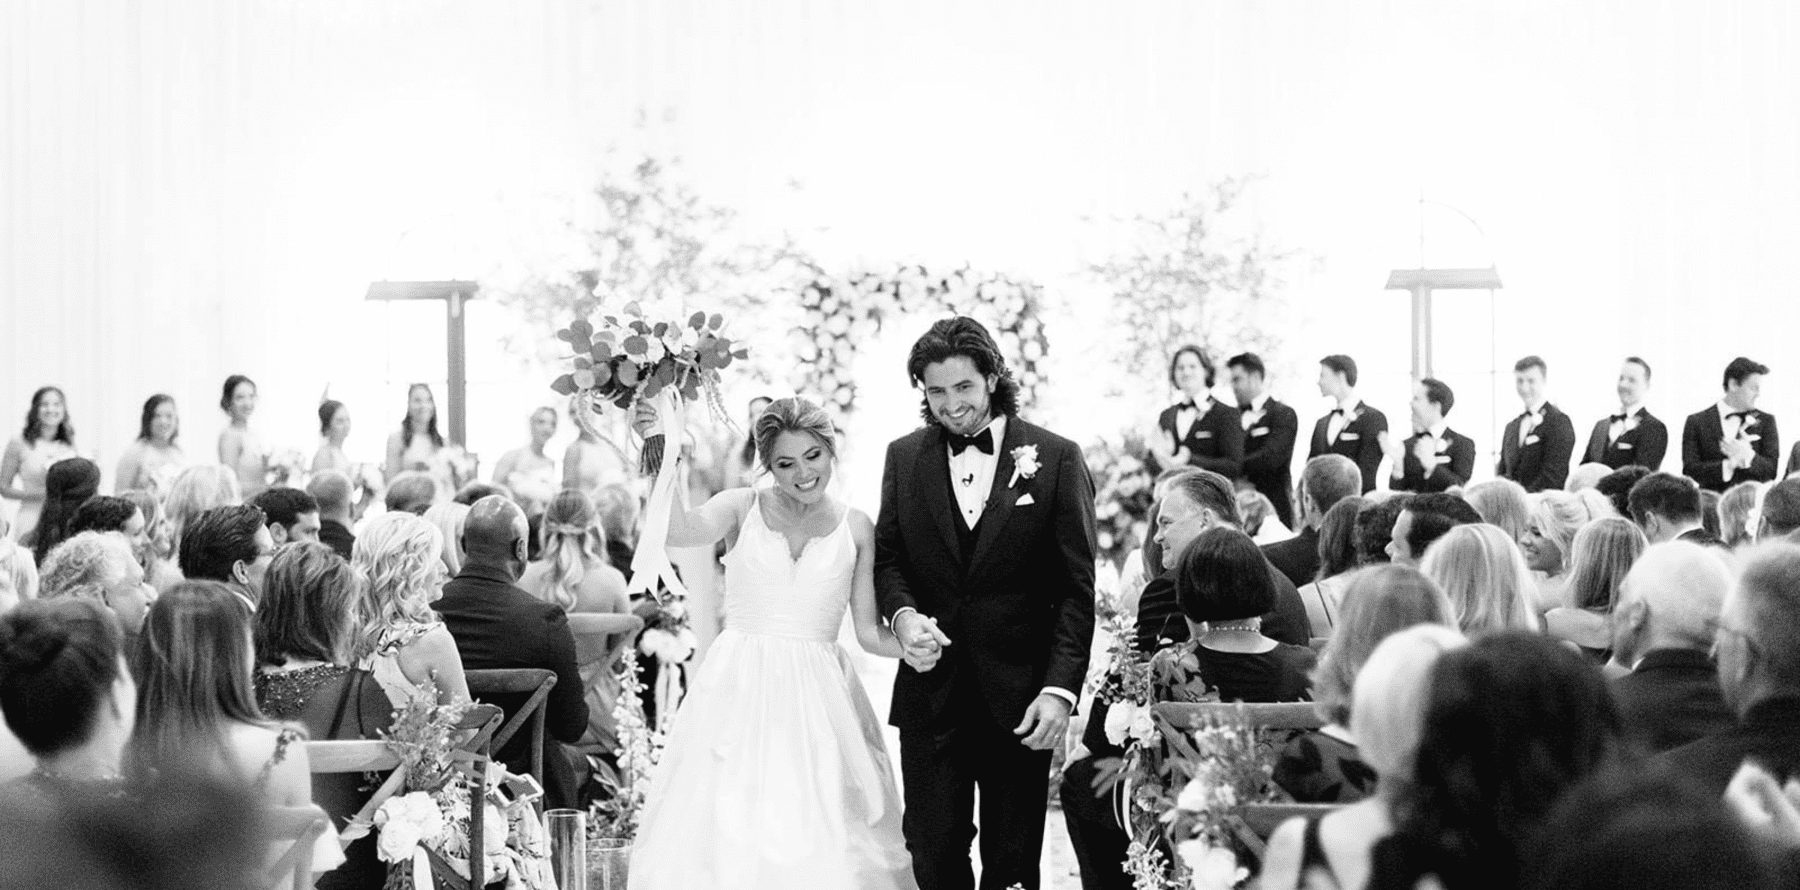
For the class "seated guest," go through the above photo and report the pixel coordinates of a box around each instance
[306,470,357,560]
[1238,489,1288,543]
[177,505,273,611]
[1496,356,1577,493]
[453,482,509,506]
[0,532,36,606]
[253,542,391,890]
[1274,565,1454,803]
[1629,471,1721,545]
[251,487,321,546]
[1658,542,1800,793]
[1147,345,1244,480]
[119,490,170,573]
[1258,624,1468,890]
[158,464,242,590]
[1583,356,1669,471]
[1520,489,1608,611]
[1265,455,1362,589]
[0,598,135,801]
[1684,356,1779,493]
[1701,489,1725,540]
[1543,517,1646,664]
[1420,524,1541,635]
[521,489,630,615]
[594,483,640,572]
[1386,377,1475,493]
[423,501,470,575]
[1595,464,1651,520]
[1462,478,1530,543]
[383,471,439,516]
[1384,492,1481,567]
[352,513,468,707]
[433,496,587,808]
[1366,632,1622,890]
[38,532,154,639]
[1174,526,1317,702]
[1564,462,1613,493]
[29,458,101,565]
[65,495,149,560]
[1760,477,1800,543]
[1297,496,1369,636]
[1720,481,1763,548]
[1352,496,1408,567]
[1609,541,1735,754]
[129,581,312,806]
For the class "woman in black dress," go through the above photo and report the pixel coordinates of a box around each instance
[1149,345,1244,480]
[1173,525,1315,702]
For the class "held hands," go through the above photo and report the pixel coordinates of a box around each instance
[894,611,952,673]
[1380,430,1404,472]
[631,401,665,440]
[1722,436,1756,469]
[1013,693,1071,751]
[1411,434,1440,470]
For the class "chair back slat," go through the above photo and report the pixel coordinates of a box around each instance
[568,613,643,667]
[262,804,331,890]
[1235,802,1344,839]
[466,668,557,785]
[306,740,399,774]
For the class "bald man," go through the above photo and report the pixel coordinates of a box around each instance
[432,495,587,807]
[1609,541,1735,754]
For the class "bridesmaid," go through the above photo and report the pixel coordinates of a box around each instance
[311,399,353,476]
[216,375,269,500]
[1,386,79,543]
[383,384,448,489]
[1147,345,1245,479]
[491,407,560,518]
[115,394,186,495]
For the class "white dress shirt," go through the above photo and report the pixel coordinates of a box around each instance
[948,415,1005,529]
[1240,393,1270,430]
[1607,404,1644,443]
[1518,400,1547,446]
[1326,397,1361,443]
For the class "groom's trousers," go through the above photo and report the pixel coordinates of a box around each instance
[1057,754,1133,890]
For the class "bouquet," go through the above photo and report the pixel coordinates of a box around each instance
[267,449,309,488]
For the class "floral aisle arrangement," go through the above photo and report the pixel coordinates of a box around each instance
[1085,434,1156,570]
[588,649,665,843]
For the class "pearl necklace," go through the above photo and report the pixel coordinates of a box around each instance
[1203,621,1261,634]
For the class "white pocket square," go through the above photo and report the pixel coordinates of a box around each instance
[1016,494,1036,506]
[1250,427,1270,437]
[1525,435,1542,445]
[1194,430,1214,439]
[1339,433,1360,441]
[1618,442,1634,450]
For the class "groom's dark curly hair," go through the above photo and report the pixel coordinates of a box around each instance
[906,316,1021,426]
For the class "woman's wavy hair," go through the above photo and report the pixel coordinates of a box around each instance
[905,317,1021,425]
[752,397,838,470]
[129,580,269,781]
[138,394,177,444]
[32,458,102,565]
[1420,524,1541,636]
[163,465,243,556]
[536,489,607,612]
[256,542,364,667]
[22,386,74,445]
[1310,564,1454,727]
[399,383,445,450]
[1564,516,1646,613]
[1529,489,1609,572]
[351,512,445,660]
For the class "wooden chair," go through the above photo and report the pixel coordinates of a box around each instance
[262,804,332,890]
[568,612,645,672]
[465,668,558,786]
[1152,701,1324,732]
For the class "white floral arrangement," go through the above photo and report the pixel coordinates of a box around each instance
[589,648,666,841]
[267,448,309,488]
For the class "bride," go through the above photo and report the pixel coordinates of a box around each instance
[627,396,918,889]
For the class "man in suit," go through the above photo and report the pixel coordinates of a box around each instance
[1149,346,1244,481]
[1626,471,1723,547]
[434,496,587,808]
[1385,492,1483,566]
[1610,541,1735,754]
[1386,377,1476,493]
[876,317,1097,890]
[1657,543,1800,794]
[1263,455,1361,589]
[1760,478,1800,543]
[1684,356,1779,493]
[1307,354,1388,494]
[1584,357,1669,470]
[1227,352,1299,528]
[1497,355,1576,492]
[250,487,321,546]
[305,470,356,560]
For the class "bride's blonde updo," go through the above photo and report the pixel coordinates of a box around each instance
[752,398,838,470]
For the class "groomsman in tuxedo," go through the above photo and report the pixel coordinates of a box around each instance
[1307,354,1388,493]
[1496,355,1576,492]
[1583,356,1669,470]
[1682,357,1779,493]
[1386,377,1476,493]
[1227,352,1298,529]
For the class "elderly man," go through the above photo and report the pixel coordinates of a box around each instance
[1263,455,1362,589]
[39,531,154,636]
[433,495,586,808]
[1657,543,1800,793]
[1609,541,1735,754]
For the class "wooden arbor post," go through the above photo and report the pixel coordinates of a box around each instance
[1383,267,1503,380]
[364,280,480,446]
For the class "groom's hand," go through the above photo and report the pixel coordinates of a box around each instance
[895,611,951,672]
[1013,693,1071,751]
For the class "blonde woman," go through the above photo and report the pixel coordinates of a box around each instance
[520,489,628,615]
[1463,478,1531,543]
[352,512,468,706]
[153,465,242,591]
[422,501,469,576]
[1544,517,1647,663]
[1419,523,1541,635]
[1718,480,1764,548]
[1518,489,1609,612]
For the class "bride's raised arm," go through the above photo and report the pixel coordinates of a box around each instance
[665,482,753,549]
[848,509,904,658]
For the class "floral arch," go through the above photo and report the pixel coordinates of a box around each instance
[787,265,1051,417]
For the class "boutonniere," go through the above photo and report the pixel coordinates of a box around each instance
[1008,445,1041,488]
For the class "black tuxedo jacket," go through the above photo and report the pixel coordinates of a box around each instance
[1153,399,1244,480]
[1582,409,1668,470]
[1683,406,1780,492]
[1497,403,1576,492]
[875,417,1097,733]
[1611,648,1734,756]
[1392,428,1476,493]
[1656,696,1800,796]
[1307,403,1388,494]
[1262,527,1319,590]
[1240,399,1299,528]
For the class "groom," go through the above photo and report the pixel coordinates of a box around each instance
[876,316,1098,890]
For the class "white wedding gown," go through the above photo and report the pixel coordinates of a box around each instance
[628,496,918,889]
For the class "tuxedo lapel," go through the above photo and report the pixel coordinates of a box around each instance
[915,426,960,559]
[967,418,1024,576]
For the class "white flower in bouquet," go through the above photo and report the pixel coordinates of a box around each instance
[1177,839,1247,890]
[638,627,695,663]
[1103,701,1158,747]
[373,791,447,862]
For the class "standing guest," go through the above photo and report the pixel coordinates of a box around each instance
[129,581,312,805]
[491,407,561,520]
[422,501,469,575]
[433,496,587,808]
[1609,541,1735,754]
[1148,345,1244,480]
[216,375,269,500]
[310,400,352,477]
[177,505,274,612]
[1,386,78,545]
[1658,542,1800,793]
[1228,353,1300,529]
[1543,517,1647,663]
[1308,355,1388,494]
[1628,471,1722,546]
[1420,524,1541,635]
[306,471,356,561]
[1519,490,1608,610]
[1353,496,1409,566]
[1720,481,1764,549]
[38,532,154,639]
[1684,356,1779,493]
[1462,478,1531,543]
[1298,497,1370,636]
[1594,464,1651,520]
[114,394,185,495]
[351,512,468,707]
[520,489,629,615]
[382,471,439,516]
[1265,455,1362,589]
[563,424,629,497]
[1384,492,1482,568]
[1387,378,1476,493]
[1759,477,1800,543]
[0,598,136,801]
[1496,356,1577,492]
[384,383,447,488]
[250,488,321,547]
[1583,357,1669,470]
[29,458,101,565]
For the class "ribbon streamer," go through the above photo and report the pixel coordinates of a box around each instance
[627,389,690,606]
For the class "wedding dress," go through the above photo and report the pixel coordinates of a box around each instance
[628,495,917,889]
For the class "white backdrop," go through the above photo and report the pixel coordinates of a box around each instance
[4,0,1799,503]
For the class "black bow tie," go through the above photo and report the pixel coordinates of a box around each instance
[1610,413,1628,423]
[948,428,994,456]
[1239,403,1253,412]
[1330,408,1346,417]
